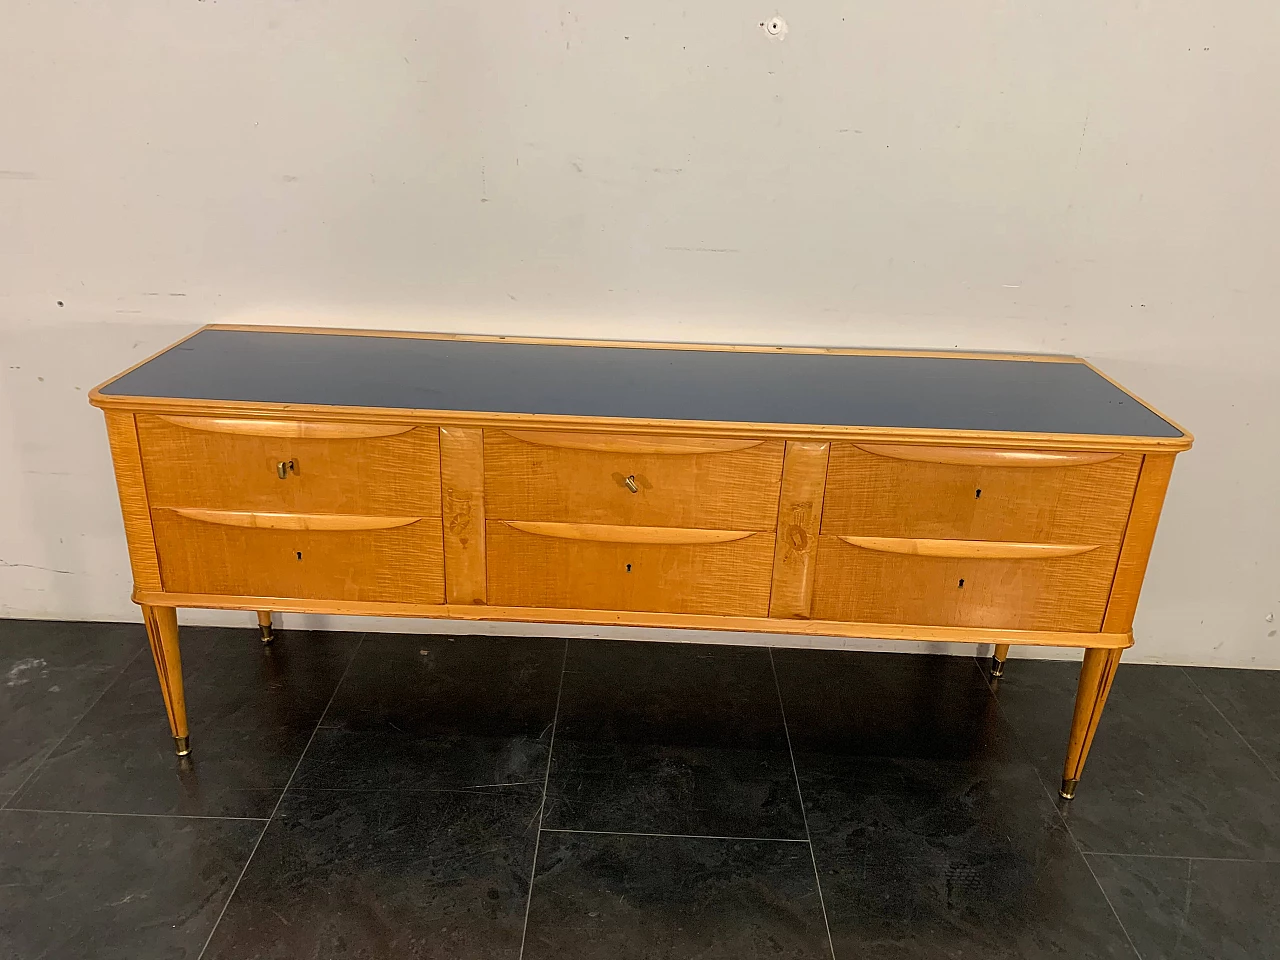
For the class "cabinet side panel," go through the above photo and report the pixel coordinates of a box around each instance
[1101,453,1177,635]
[102,410,163,591]
[440,426,487,604]
[769,441,830,618]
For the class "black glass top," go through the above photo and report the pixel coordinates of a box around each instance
[98,328,1184,439]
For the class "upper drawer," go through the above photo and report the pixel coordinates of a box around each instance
[821,443,1141,545]
[483,430,784,531]
[137,414,441,516]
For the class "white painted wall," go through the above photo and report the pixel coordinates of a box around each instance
[2,2,1276,666]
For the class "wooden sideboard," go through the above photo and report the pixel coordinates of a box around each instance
[90,325,1191,799]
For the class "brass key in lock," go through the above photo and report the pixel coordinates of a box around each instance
[624,475,639,493]
[277,459,297,479]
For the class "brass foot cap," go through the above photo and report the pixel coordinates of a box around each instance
[990,656,1006,679]
[1059,778,1078,800]
[259,624,274,644]
[173,735,191,757]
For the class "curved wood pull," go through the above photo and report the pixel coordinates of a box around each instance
[168,508,421,531]
[837,536,1099,559]
[503,430,766,455]
[854,443,1119,468]
[504,520,756,545]
[157,415,418,440]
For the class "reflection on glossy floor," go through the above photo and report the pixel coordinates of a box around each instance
[2,619,1278,959]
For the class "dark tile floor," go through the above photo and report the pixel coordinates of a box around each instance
[2,619,1278,959]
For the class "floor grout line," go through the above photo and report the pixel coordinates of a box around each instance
[1,643,147,812]
[769,648,838,960]
[517,637,569,960]
[1079,840,1147,960]
[195,631,367,960]
[1179,666,1280,784]
[0,806,269,822]
[540,826,811,844]
[1080,850,1280,864]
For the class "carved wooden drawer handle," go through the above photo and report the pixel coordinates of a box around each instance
[504,520,756,545]
[837,535,1099,559]
[167,507,422,531]
[853,443,1119,468]
[502,431,766,455]
[157,415,418,440]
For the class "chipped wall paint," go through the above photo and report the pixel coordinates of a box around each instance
[1,2,1277,667]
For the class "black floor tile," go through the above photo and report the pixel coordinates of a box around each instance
[994,659,1280,858]
[1088,854,1280,960]
[0,808,261,960]
[12,626,362,818]
[1184,665,1280,779]
[523,831,830,959]
[292,634,564,791]
[773,649,1018,761]
[543,640,805,839]
[201,786,542,960]
[799,754,1135,960]
[1,619,142,796]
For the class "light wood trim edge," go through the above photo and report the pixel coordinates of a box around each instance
[103,411,163,591]
[837,536,1100,560]
[503,430,767,454]
[154,415,418,439]
[131,590,1136,650]
[165,507,424,531]
[854,443,1120,467]
[503,520,757,545]
[1101,452,1177,635]
[440,426,487,605]
[769,441,830,618]
[87,395,1193,453]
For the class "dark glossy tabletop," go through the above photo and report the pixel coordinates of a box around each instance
[99,328,1184,439]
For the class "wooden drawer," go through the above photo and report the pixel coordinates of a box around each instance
[821,443,1141,545]
[137,414,441,516]
[483,430,784,530]
[485,520,775,616]
[811,535,1118,631]
[152,508,444,603]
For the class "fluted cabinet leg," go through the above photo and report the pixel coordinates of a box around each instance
[141,604,190,756]
[1060,647,1122,799]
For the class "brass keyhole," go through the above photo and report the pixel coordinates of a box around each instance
[277,459,297,479]
[624,475,639,494]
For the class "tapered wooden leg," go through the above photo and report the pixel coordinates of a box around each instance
[1060,647,1122,799]
[991,643,1010,678]
[256,610,274,644]
[141,604,190,756]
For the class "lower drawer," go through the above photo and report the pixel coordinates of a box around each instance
[486,520,775,616]
[810,535,1118,632]
[153,508,444,603]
